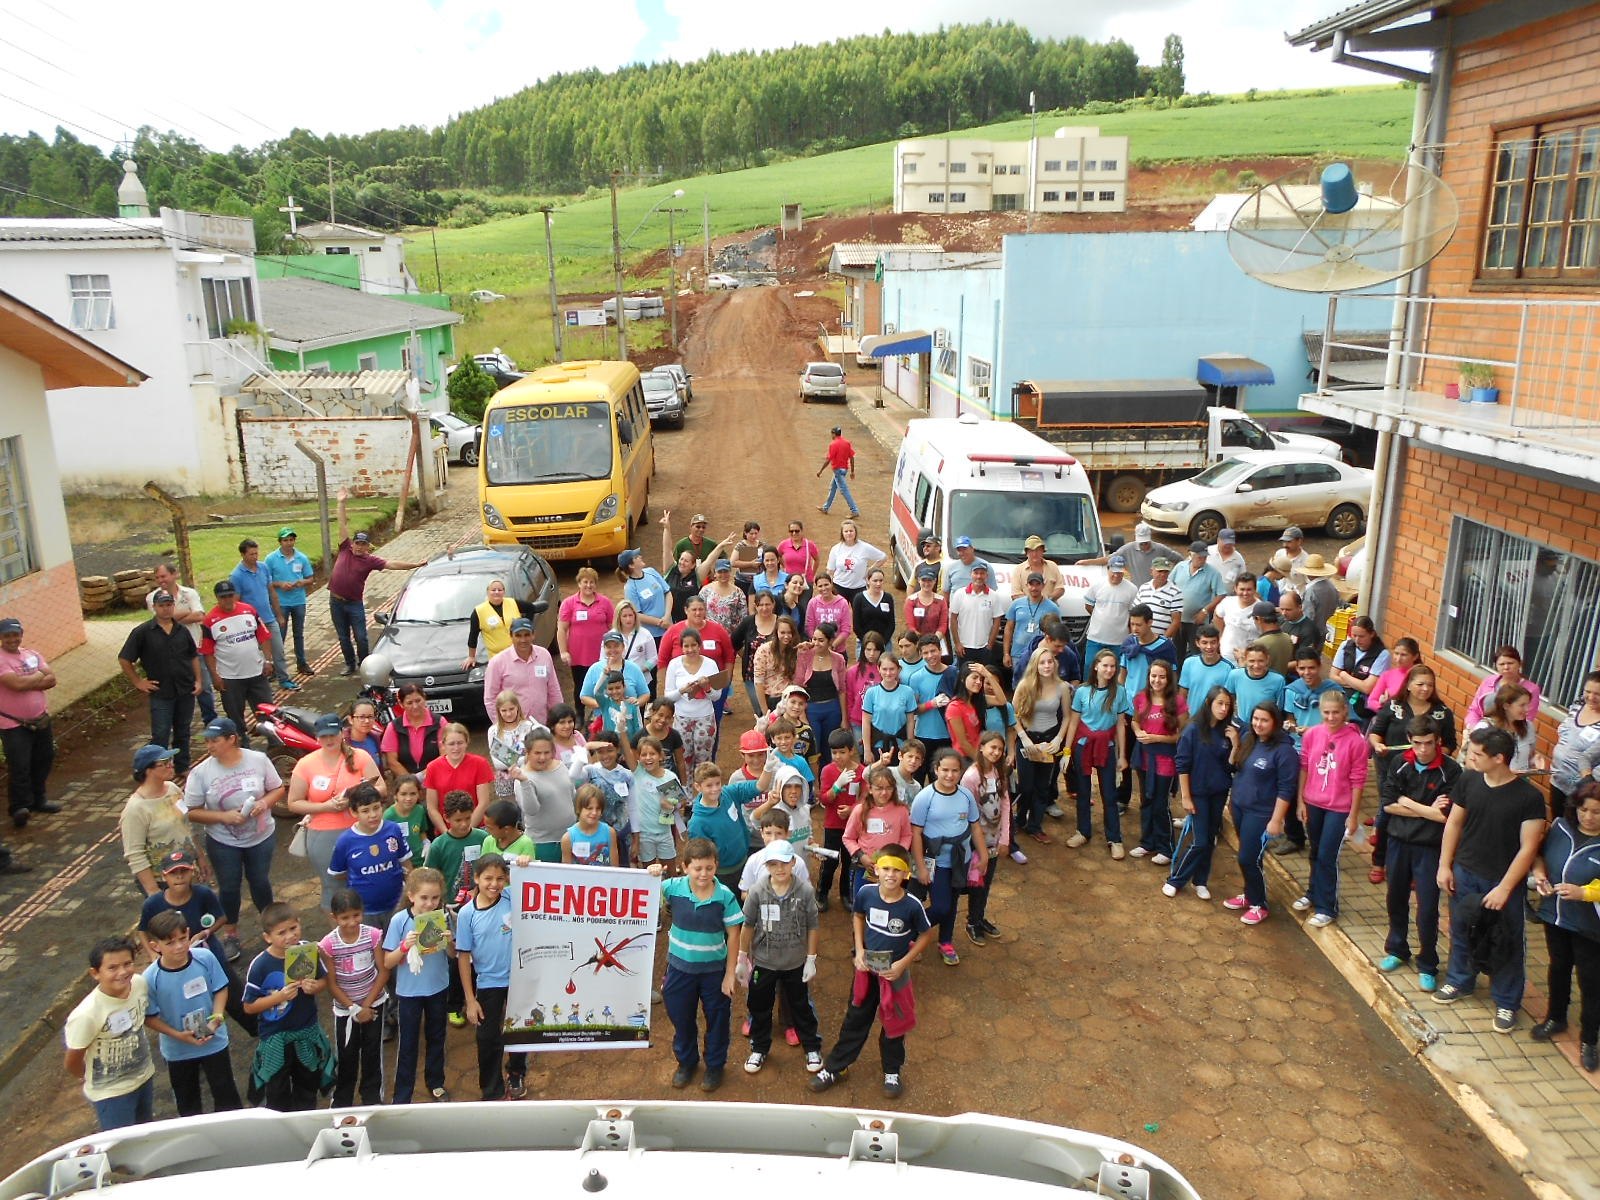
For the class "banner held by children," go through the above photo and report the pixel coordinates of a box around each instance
[506,862,659,1052]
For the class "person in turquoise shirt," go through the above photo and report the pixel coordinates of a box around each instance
[1179,624,1232,711]
[689,760,774,891]
[264,528,315,676]
[905,634,957,757]
[1067,649,1135,855]
[1226,646,1288,732]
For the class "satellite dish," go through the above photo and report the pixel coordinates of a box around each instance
[1226,162,1458,292]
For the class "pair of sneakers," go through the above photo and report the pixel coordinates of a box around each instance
[1433,984,1518,1033]
[809,1068,902,1098]
[1290,895,1336,927]
[1222,894,1268,924]
[746,1050,823,1074]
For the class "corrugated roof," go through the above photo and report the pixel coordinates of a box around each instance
[830,242,945,268]
[1286,0,1436,49]
[879,250,1000,272]
[259,277,460,351]
[296,221,390,241]
[0,218,165,246]
[242,369,413,396]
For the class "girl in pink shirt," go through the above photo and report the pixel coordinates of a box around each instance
[779,521,819,583]
[803,572,852,652]
[843,764,913,889]
[1465,644,1543,727]
[1297,690,1371,925]
[844,632,884,742]
[1368,637,1421,709]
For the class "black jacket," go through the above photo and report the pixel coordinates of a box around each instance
[1379,750,1462,850]
[1457,891,1522,977]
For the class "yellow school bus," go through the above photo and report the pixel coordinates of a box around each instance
[477,360,654,560]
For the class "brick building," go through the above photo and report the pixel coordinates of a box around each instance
[1291,1,1600,743]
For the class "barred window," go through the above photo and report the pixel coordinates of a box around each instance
[1440,517,1600,707]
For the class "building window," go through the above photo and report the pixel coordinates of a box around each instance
[1440,517,1600,706]
[1103,159,1119,171]
[201,277,257,340]
[1099,190,1117,202]
[1042,191,1060,202]
[992,194,1020,212]
[325,246,351,255]
[936,348,957,376]
[1065,160,1079,171]
[1009,164,1022,175]
[949,162,967,174]
[1085,160,1098,171]
[949,192,966,203]
[928,192,945,203]
[67,274,113,331]
[1043,160,1061,172]
[367,245,382,253]
[1063,191,1078,202]
[1483,118,1600,281]
[358,352,379,372]
[0,437,36,585]
[904,161,917,175]
[969,357,992,401]
[977,163,988,174]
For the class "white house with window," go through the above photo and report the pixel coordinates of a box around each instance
[292,221,421,296]
[0,288,145,658]
[893,127,1129,216]
[0,173,262,494]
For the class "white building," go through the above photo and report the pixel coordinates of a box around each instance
[293,221,421,296]
[0,162,264,494]
[893,126,1130,216]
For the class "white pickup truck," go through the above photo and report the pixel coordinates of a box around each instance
[1010,379,1343,514]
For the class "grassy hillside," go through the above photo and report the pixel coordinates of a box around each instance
[420,85,1412,370]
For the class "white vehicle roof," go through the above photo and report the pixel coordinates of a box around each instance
[1214,448,1346,468]
[1,1102,1199,1200]
[905,416,1095,490]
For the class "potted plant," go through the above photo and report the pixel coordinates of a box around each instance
[1459,361,1498,404]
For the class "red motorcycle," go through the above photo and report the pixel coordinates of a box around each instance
[252,701,322,816]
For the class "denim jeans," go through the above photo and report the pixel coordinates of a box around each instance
[662,965,731,1071]
[1167,790,1228,889]
[807,697,842,758]
[330,597,370,670]
[281,604,309,670]
[197,658,218,723]
[1075,760,1122,844]
[91,1078,154,1130]
[263,619,291,683]
[205,833,275,925]
[1305,804,1349,917]
[149,689,196,774]
[1445,863,1528,1010]
[1137,770,1174,855]
[822,469,859,516]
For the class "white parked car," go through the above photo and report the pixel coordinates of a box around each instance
[799,361,847,402]
[1140,449,1372,544]
[706,273,741,290]
[469,289,506,303]
[428,412,482,466]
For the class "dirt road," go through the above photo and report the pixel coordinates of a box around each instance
[0,284,1527,1200]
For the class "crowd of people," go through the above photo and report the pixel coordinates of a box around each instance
[34,491,1600,1130]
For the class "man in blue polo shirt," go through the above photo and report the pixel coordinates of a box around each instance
[264,528,315,677]
[1170,541,1226,662]
[229,538,297,690]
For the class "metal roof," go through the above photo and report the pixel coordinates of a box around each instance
[0,218,165,247]
[295,220,391,242]
[1286,0,1436,49]
[241,369,414,396]
[829,242,945,269]
[259,277,460,351]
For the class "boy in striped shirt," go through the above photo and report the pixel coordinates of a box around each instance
[649,838,743,1093]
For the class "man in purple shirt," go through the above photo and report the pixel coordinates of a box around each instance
[329,489,424,676]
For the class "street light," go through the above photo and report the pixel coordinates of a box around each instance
[612,184,685,360]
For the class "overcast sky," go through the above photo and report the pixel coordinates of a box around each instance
[0,0,1419,152]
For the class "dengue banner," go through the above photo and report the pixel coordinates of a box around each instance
[505,862,660,1052]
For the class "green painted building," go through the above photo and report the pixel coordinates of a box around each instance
[257,276,461,399]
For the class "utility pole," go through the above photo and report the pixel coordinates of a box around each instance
[1026,91,1038,234]
[541,206,563,362]
[610,171,629,360]
[429,227,443,293]
[702,197,711,281]
[327,156,336,224]
[667,207,680,349]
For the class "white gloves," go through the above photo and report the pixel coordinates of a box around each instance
[735,953,752,986]
[802,954,817,983]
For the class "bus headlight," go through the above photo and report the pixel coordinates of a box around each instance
[482,502,506,530]
[595,493,619,522]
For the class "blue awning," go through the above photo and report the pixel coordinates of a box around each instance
[860,329,933,358]
[1197,354,1275,387]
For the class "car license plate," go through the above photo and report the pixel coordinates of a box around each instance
[426,698,453,714]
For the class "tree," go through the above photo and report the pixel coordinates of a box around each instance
[447,358,497,422]
[1154,34,1185,100]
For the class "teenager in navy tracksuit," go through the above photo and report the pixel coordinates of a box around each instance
[1165,686,1239,899]
[1530,782,1600,1070]
[1222,703,1299,925]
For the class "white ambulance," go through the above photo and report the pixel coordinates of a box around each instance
[890,413,1109,642]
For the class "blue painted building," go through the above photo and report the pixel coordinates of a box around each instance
[875,231,1356,421]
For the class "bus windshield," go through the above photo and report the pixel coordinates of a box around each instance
[950,489,1101,563]
[485,403,613,485]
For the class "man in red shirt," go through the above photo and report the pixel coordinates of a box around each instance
[328,488,424,675]
[815,426,859,518]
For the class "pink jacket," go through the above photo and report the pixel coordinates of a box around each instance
[793,646,846,694]
[1300,722,1370,814]
[844,661,881,725]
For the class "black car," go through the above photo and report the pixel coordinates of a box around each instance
[363,546,558,721]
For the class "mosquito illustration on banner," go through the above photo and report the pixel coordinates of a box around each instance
[567,932,653,986]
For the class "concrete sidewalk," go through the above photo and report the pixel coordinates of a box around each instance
[0,474,482,1090]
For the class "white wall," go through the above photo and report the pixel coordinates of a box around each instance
[0,344,73,571]
[240,416,414,497]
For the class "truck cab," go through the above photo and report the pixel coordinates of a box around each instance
[891,414,1108,642]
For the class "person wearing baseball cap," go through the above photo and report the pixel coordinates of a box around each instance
[1133,556,1183,645]
[905,563,949,648]
[329,487,425,676]
[1250,600,1294,676]
[483,612,562,727]
[1084,523,1175,586]
[1083,554,1138,666]
[817,425,860,518]
[200,580,273,750]
[672,514,715,566]
[265,527,316,677]
[1010,534,1064,602]
[1170,542,1227,662]
[945,535,989,595]
[1278,526,1309,580]
[1206,528,1246,590]
[124,742,190,890]
[119,585,202,775]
